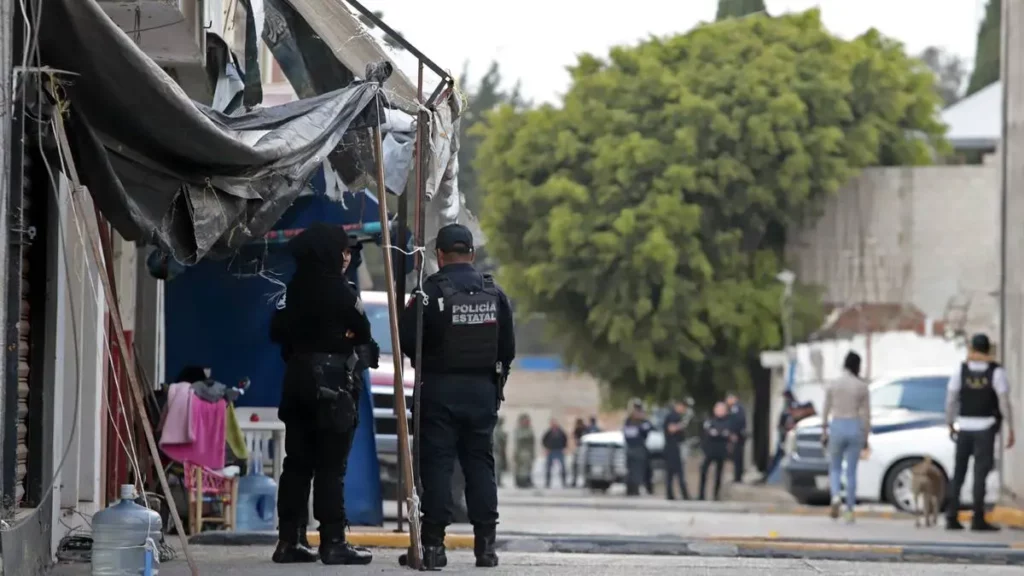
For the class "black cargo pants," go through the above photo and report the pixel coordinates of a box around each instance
[946,426,997,523]
[418,374,499,546]
[277,355,359,540]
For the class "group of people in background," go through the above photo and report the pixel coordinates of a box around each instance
[493,413,601,489]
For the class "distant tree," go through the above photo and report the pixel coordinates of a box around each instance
[716,0,767,21]
[919,46,968,107]
[966,0,1001,96]
[356,10,405,51]
[457,61,528,216]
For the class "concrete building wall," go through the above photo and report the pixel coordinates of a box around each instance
[788,164,1002,338]
[502,369,602,452]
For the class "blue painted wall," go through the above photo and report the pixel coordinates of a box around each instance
[165,190,389,525]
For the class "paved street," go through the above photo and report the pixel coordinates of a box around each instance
[48,548,1024,576]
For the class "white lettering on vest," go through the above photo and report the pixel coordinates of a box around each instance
[451,300,498,325]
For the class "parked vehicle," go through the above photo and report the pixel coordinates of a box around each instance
[781,367,1000,511]
[577,407,670,491]
[363,292,468,521]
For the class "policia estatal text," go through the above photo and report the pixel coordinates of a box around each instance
[269,223,378,565]
[399,224,516,569]
[944,333,1015,531]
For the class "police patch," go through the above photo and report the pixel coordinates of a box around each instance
[451,299,498,325]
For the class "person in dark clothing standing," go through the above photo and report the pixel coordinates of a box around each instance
[623,400,654,496]
[725,392,748,484]
[571,418,588,487]
[945,333,1016,531]
[699,402,731,501]
[398,224,516,569]
[662,399,691,500]
[542,419,569,488]
[270,223,378,566]
[586,416,601,433]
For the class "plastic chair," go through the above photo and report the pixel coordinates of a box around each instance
[183,461,239,535]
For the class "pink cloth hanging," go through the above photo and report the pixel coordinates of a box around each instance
[161,391,227,471]
[159,383,194,445]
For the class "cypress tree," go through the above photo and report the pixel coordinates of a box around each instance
[966,0,1001,96]
[716,0,767,21]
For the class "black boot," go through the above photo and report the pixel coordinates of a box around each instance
[474,525,499,568]
[398,545,448,569]
[271,524,318,564]
[318,525,373,566]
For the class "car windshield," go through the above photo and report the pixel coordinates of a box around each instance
[870,376,949,413]
[365,302,393,356]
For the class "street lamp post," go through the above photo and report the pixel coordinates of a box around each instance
[777,270,795,358]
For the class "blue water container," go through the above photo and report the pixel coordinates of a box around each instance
[91,485,162,575]
[235,451,278,532]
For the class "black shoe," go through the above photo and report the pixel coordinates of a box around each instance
[474,527,499,568]
[398,545,448,570]
[946,518,965,530]
[971,520,1001,532]
[271,541,318,564]
[319,535,373,565]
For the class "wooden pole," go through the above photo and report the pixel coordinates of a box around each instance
[370,105,421,569]
[51,111,199,576]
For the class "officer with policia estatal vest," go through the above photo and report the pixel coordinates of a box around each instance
[945,333,1015,531]
[399,224,516,569]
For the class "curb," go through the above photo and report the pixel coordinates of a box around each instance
[958,506,1024,529]
[500,498,912,520]
[308,531,475,549]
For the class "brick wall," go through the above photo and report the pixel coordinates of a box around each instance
[787,164,1001,337]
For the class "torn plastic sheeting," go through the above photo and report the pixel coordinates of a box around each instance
[37,0,383,264]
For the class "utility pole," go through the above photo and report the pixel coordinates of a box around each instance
[0,0,14,504]
[999,0,1024,497]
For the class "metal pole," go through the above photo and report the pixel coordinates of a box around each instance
[0,0,18,515]
[998,0,1014,495]
[370,103,421,569]
[412,60,426,498]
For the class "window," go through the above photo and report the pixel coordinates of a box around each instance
[365,302,394,356]
[871,376,949,414]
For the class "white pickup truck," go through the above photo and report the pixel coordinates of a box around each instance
[577,408,669,491]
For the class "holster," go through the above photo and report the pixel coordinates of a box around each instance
[494,362,507,411]
[312,354,360,434]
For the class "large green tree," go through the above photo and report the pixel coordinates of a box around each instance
[966,0,1001,96]
[474,10,945,405]
[458,62,527,215]
[716,0,767,21]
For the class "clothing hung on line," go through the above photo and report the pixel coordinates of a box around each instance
[160,383,228,470]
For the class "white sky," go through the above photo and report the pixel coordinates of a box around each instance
[361,0,986,103]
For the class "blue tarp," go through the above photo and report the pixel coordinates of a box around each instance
[165,187,404,526]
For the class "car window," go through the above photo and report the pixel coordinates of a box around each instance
[365,303,393,356]
[871,376,948,413]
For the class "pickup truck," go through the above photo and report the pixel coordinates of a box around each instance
[577,407,670,491]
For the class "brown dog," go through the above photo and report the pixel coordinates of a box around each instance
[911,456,945,528]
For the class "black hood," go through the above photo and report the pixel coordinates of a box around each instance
[288,222,349,277]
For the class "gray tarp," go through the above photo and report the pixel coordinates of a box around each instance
[37,0,382,263]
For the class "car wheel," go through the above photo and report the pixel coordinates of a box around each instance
[586,480,611,493]
[884,458,922,513]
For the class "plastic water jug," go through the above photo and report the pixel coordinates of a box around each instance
[235,442,278,532]
[91,484,162,576]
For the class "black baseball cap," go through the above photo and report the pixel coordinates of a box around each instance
[436,224,474,253]
[971,333,991,354]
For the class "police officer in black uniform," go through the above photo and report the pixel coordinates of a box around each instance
[662,399,691,500]
[945,333,1016,531]
[725,392,748,483]
[699,402,731,501]
[623,400,653,496]
[270,223,377,566]
[399,224,516,569]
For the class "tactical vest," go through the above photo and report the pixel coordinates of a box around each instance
[959,362,1001,419]
[436,274,500,372]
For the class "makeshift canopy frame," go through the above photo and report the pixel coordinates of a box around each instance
[345,1,456,569]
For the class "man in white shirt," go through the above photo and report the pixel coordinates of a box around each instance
[944,333,1016,531]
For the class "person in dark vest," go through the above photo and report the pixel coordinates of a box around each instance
[270,223,378,566]
[662,399,691,500]
[725,392,747,483]
[623,399,653,496]
[699,402,731,500]
[571,417,588,487]
[398,224,516,568]
[945,333,1015,531]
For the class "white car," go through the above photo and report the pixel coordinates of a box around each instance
[782,367,1001,512]
[577,409,671,491]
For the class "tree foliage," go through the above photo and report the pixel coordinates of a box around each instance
[918,46,967,108]
[966,0,1001,96]
[474,10,946,405]
[716,0,767,21]
[458,62,528,215]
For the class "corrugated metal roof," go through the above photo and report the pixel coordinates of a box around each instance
[941,81,1001,149]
